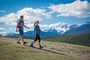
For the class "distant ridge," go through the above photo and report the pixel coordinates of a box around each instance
[64,21,90,35]
[3,21,90,36]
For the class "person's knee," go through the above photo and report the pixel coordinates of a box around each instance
[34,40,37,42]
[21,35,23,37]
[19,35,21,37]
[20,35,23,38]
[39,40,41,42]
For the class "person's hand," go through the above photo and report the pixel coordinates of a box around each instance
[16,30,17,32]
[33,35,34,37]
[42,31,44,33]
[27,27,30,29]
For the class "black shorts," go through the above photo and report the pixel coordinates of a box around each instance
[34,34,41,42]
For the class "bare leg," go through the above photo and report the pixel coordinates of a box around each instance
[31,41,35,45]
[39,42,41,46]
[39,41,43,49]
[17,36,21,42]
[31,36,37,45]
[30,41,36,47]
[21,35,24,43]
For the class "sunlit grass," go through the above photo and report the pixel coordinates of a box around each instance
[0,39,89,60]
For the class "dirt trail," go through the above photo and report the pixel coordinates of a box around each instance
[0,37,90,59]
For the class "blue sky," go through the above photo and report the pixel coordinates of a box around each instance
[0,0,90,34]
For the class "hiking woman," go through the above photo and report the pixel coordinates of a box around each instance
[16,15,29,45]
[30,20,44,49]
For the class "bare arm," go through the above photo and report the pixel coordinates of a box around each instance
[16,24,19,32]
[33,32,34,37]
[24,25,29,29]
[41,31,44,33]
[33,26,35,37]
[39,29,44,33]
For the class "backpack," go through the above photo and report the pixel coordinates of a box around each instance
[17,19,22,28]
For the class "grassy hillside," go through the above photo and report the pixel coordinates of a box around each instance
[0,37,90,60]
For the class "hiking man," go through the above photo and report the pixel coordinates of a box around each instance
[16,15,29,45]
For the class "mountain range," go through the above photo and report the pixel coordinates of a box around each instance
[4,21,90,36]
[64,21,90,35]
[45,22,78,34]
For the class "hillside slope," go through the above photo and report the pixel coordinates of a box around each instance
[0,37,90,60]
[5,33,90,47]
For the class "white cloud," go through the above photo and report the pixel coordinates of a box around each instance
[0,28,6,34]
[24,30,29,32]
[10,22,17,26]
[1,10,5,12]
[39,24,48,27]
[27,24,34,27]
[9,28,13,30]
[27,23,49,28]
[48,0,90,18]
[15,6,21,9]
[0,13,17,25]
[0,32,6,34]
[0,7,52,25]
[0,28,5,32]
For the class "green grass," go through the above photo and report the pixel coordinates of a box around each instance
[0,40,89,60]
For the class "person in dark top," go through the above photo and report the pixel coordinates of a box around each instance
[30,20,44,49]
[16,15,29,45]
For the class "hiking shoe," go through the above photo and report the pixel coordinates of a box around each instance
[23,42,27,45]
[40,46,43,49]
[30,44,34,47]
[17,42,21,44]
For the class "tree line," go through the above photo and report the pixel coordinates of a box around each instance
[42,33,90,47]
[4,33,90,47]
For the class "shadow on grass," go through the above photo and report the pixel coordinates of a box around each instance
[25,45,67,56]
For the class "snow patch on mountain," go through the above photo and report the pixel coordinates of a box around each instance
[3,32,16,36]
[46,22,79,34]
[83,21,90,25]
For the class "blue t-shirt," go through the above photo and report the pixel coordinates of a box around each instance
[34,25,41,35]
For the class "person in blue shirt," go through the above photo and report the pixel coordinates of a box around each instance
[30,20,44,49]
